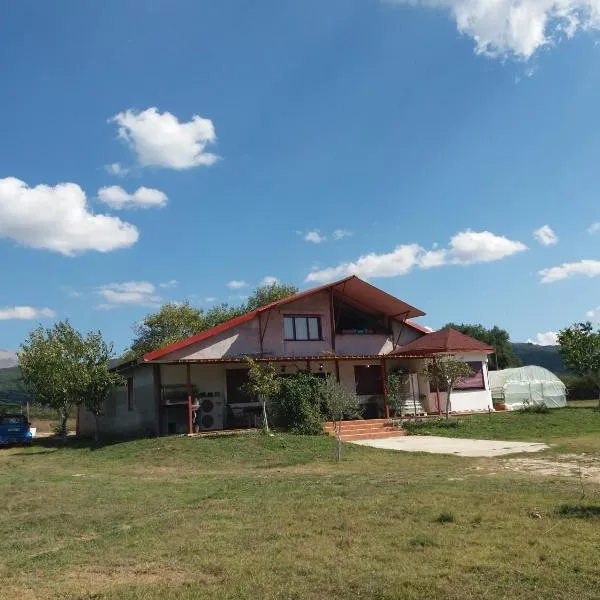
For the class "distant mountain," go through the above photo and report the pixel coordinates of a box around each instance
[511,343,566,373]
[0,365,29,405]
[0,350,18,369]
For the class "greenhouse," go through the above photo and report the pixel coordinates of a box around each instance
[488,365,566,410]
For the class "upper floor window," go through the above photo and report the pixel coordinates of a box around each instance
[284,315,322,341]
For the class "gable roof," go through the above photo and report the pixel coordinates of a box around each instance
[390,327,494,357]
[143,276,425,362]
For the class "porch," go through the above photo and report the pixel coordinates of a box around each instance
[154,356,429,435]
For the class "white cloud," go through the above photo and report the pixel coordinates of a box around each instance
[159,279,178,289]
[539,259,600,283]
[110,107,218,170]
[0,306,55,321]
[0,177,139,256]
[333,229,352,240]
[96,281,161,309]
[533,224,559,246]
[97,185,167,209]
[260,276,280,286]
[204,297,217,303]
[586,306,600,320]
[388,0,600,60]
[306,230,527,283]
[533,331,559,345]
[104,163,129,178]
[227,280,248,289]
[305,231,326,244]
[588,222,600,234]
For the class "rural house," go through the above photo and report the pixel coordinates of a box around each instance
[78,276,494,438]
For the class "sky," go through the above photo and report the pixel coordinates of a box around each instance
[0,0,599,354]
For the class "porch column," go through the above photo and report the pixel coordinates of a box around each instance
[186,363,193,435]
[153,364,162,436]
[334,359,340,383]
[381,359,390,419]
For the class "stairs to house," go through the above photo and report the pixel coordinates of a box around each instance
[323,419,407,442]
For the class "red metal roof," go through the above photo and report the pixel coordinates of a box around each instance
[390,327,494,357]
[404,320,431,334]
[143,276,425,362]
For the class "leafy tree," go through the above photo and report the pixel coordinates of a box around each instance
[444,323,521,370]
[129,302,206,358]
[126,283,298,358]
[558,322,600,408]
[422,357,474,419]
[244,282,298,312]
[244,358,282,432]
[387,371,406,418]
[81,332,124,442]
[320,376,360,461]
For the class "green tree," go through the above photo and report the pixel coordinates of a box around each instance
[422,357,474,419]
[244,358,282,432]
[387,371,406,418]
[244,282,298,312]
[81,332,124,442]
[444,323,521,370]
[320,376,360,461]
[558,322,600,408]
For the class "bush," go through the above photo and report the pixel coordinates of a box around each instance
[269,373,326,435]
[435,511,455,523]
[560,374,598,401]
[518,402,550,414]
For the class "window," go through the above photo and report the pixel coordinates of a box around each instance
[454,362,485,390]
[354,365,384,396]
[226,369,257,404]
[127,377,134,411]
[333,297,389,335]
[283,316,322,341]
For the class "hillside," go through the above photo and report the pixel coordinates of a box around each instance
[0,350,18,369]
[0,366,29,405]
[511,343,565,373]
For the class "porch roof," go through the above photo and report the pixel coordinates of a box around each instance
[390,327,494,357]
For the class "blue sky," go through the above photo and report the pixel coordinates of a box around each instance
[1,0,599,353]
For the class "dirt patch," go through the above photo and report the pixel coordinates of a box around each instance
[502,454,600,483]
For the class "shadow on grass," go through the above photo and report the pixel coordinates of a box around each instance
[556,504,600,519]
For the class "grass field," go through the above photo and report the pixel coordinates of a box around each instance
[2,407,600,599]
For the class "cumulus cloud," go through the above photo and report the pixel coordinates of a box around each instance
[305,231,326,244]
[159,279,178,289]
[533,225,559,246]
[588,222,600,234]
[227,280,248,289]
[306,230,527,283]
[97,185,168,209]
[388,0,600,60]
[104,163,129,178]
[0,177,139,256]
[533,331,559,345]
[539,259,600,283]
[586,306,600,320]
[0,306,56,321]
[261,276,280,286]
[110,107,218,170]
[96,281,161,309]
[333,229,352,240]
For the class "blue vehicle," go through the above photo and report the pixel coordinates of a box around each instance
[0,413,33,446]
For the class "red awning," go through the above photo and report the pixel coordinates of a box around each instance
[390,327,494,357]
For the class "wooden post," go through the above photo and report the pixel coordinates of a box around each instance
[153,364,162,436]
[329,289,336,352]
[381,359,390,419]
[186,363,193,435]
[335,359,340,383]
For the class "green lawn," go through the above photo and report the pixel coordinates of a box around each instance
[1,416,600,599]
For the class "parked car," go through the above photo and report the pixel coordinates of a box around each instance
[0,414,33,446]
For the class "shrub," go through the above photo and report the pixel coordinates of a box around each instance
[518,401,550,414]
[560,374,598,400]
[556,504,600,519]
[408,534,437,548]
[269,373,326,435]
[435,511,455,523]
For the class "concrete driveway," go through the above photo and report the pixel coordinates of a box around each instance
[351,436,548,457]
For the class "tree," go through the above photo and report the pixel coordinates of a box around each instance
[244,282,298,312]
[80,332,124,442]
[444,323,521,370]
[129,302,206,358]
[244,358,282,432]
[422,357,474,419]
[558,322,600,408]
[320,376,360,461]
[387,371,406,418]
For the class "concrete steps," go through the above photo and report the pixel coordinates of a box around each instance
[324,419,406,441]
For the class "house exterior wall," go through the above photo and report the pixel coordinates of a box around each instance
[79,364,157,438]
